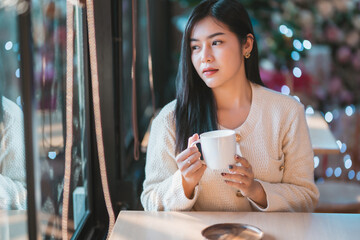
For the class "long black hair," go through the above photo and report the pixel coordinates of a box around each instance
[175,0,264,153]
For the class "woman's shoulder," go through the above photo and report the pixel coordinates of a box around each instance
[153,100,177,126]
[254,84,304,110]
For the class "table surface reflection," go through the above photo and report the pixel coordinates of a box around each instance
[109,210,360,240]
[0,210,27,240]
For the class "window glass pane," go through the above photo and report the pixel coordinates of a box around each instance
[30,1,89,238]
[0,3,28,239]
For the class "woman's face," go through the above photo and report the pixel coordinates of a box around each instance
[190,16,245,89]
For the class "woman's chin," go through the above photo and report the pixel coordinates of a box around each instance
[203,78,222,89]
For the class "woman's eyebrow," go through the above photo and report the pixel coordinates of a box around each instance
[190,32,225,42]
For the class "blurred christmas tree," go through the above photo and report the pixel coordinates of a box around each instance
[173,0,360,110]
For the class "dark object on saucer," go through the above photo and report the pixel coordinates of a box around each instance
[201,223,264,240]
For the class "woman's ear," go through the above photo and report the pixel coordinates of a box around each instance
[242,34,254,57]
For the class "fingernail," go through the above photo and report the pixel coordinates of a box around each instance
[228,165,233,169]
[221,173,226,176]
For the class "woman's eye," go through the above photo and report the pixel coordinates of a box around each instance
[191,45,200,50]
[212,40,222,46]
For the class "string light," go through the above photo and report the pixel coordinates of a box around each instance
[356,171,360,181]
[344,158,352,169]
[293,39,304,51]
[5,41,13,50]
[306,106,314,115]
[348,170,355,180]
[281,85,290,95]
[291,51,300,61]
[279,25,288,34]
[324,112,333,123]
[336,140,342,149]
[345,105,355,116]
[15,68,20,78]
[332,109,340,119]
[285,29,293,38]
[316,177,324,184]
[325,167,333,177]
[48,152,57,160]
[293,67,302,78]
[303,40,312,50]
[12,43,19,52]
[340,143,347,153]
[16,96,22,108]
[334,167,342,177]
[293,96,300,102]
[314,156,320,168]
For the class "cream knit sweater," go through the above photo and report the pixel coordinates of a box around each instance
[0,97,27,210]
[141,83,319,212]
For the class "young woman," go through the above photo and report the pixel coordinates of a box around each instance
[141,0,319,212]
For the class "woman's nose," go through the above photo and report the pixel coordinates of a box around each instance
[201,47,214,63]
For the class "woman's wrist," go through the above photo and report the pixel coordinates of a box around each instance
[247,181,267,208]
[182,176,196,199]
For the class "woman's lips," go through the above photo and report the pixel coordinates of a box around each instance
[203,69,218,76]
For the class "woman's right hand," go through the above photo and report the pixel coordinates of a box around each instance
[176,133,207,199]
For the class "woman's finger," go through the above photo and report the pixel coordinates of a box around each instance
[221,172,251,186]
[224,180,245,190]
[187,133,199,148]
[176,146,198,164]
[183,159,205,177]
[179,152,201,171]
[234,155,251,168]
[228,164,254,179]
[228,164,249,176]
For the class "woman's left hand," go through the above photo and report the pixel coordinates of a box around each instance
[221,155,267,207]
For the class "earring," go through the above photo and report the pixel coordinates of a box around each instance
[244,52,251,59]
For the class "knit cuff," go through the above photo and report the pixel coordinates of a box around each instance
[248,179,270,212]
[171,170,199,211]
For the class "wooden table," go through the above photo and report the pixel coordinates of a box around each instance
[306,111,340,155]
[109,211,360,240]
[316,181,360,213]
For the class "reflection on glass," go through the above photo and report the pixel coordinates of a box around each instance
[30,0,89,238]
[0,4,27,211]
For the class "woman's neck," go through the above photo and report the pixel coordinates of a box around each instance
[213,78,252,111]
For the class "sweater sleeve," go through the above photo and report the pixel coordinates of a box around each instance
[250,103,319,212]
[0,99,27,210]
[140,105,199,211]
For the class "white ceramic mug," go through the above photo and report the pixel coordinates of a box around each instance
[191,129,237,170]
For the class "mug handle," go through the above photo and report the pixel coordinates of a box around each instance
[190,139,201,148]
[189,139,206,165]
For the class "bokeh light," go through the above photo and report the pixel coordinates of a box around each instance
[303,40,312,50]
[291,51,300,61]
[340,143,347,153]
[5,41,13,51]
[345,105,355,116]
[325,167,333,177]
[306,106,314,115]
[281,85,290,95]
[314,156,320,168]
[293,39,304,51]
[348,170,355,180]
[293,67,302,78]
[15,68,20,78]
[324,112,333,123]
[334,167,342,177]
